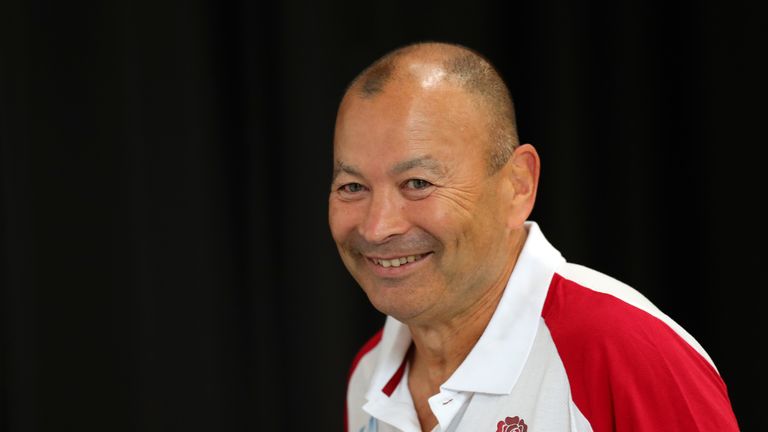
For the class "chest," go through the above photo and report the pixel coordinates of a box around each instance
[368,323,593,432]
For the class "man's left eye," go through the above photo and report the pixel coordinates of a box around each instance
[404,179,433,189]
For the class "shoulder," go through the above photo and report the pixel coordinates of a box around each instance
[543,263,713,365]
[541,263,739,431]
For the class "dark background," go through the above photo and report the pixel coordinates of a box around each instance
[1,0,765,430]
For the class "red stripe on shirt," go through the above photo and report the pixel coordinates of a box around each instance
[382,355,408,396]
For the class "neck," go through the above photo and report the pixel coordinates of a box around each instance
[407,227,528,390]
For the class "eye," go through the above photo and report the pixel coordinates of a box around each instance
[404,179,433,190]
[335,182,368,201]
[401,178,435,200]
[340,182,365,193]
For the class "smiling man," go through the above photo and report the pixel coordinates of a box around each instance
[330,43,738,432]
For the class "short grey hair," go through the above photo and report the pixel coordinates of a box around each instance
[346,42,519,172]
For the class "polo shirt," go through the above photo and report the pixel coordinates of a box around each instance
[346,222,738,432]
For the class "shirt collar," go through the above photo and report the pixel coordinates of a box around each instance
[365,221,565,399]
[364,314,413,402]
[443,221,564,394]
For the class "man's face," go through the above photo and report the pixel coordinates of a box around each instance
[329,80,513,325]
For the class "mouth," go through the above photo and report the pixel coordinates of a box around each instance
[367,253,430,268]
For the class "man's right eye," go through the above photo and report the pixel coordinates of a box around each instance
[339,183,365,193]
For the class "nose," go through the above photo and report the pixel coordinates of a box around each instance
[359,188,409,244]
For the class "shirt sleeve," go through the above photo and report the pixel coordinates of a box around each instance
[542,274,740,431]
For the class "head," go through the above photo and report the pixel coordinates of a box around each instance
[329,42,540,326]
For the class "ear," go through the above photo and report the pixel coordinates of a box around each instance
[502,143,540,228]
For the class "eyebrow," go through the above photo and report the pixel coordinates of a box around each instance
[332,161,361,181]
[389,156,446,177]
[332,156,446,182]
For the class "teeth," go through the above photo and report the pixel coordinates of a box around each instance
[374,254,424,267]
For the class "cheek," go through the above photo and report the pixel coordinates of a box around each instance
[407,192,498,252]
[328,201,353,242]
[406,198,459,239]
[329,199,369,245]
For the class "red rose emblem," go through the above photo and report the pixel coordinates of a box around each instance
[496,416,528,432]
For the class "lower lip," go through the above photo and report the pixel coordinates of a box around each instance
[365,253,433,278]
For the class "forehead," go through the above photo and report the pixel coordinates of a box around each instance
[333,82,489,174]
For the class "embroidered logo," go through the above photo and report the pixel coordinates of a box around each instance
[496,416,528,432]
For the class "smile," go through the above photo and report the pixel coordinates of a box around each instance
[369,253,428,268]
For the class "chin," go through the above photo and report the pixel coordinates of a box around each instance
[372,304,421,323]
[365,287,428,323]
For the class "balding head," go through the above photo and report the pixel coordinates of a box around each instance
[343,42,519,172]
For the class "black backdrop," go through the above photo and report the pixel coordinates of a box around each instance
[1,0,765,430]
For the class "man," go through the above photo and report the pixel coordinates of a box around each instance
[329,42,738,432]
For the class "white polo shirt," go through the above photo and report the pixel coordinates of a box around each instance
[346,222,738,432]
